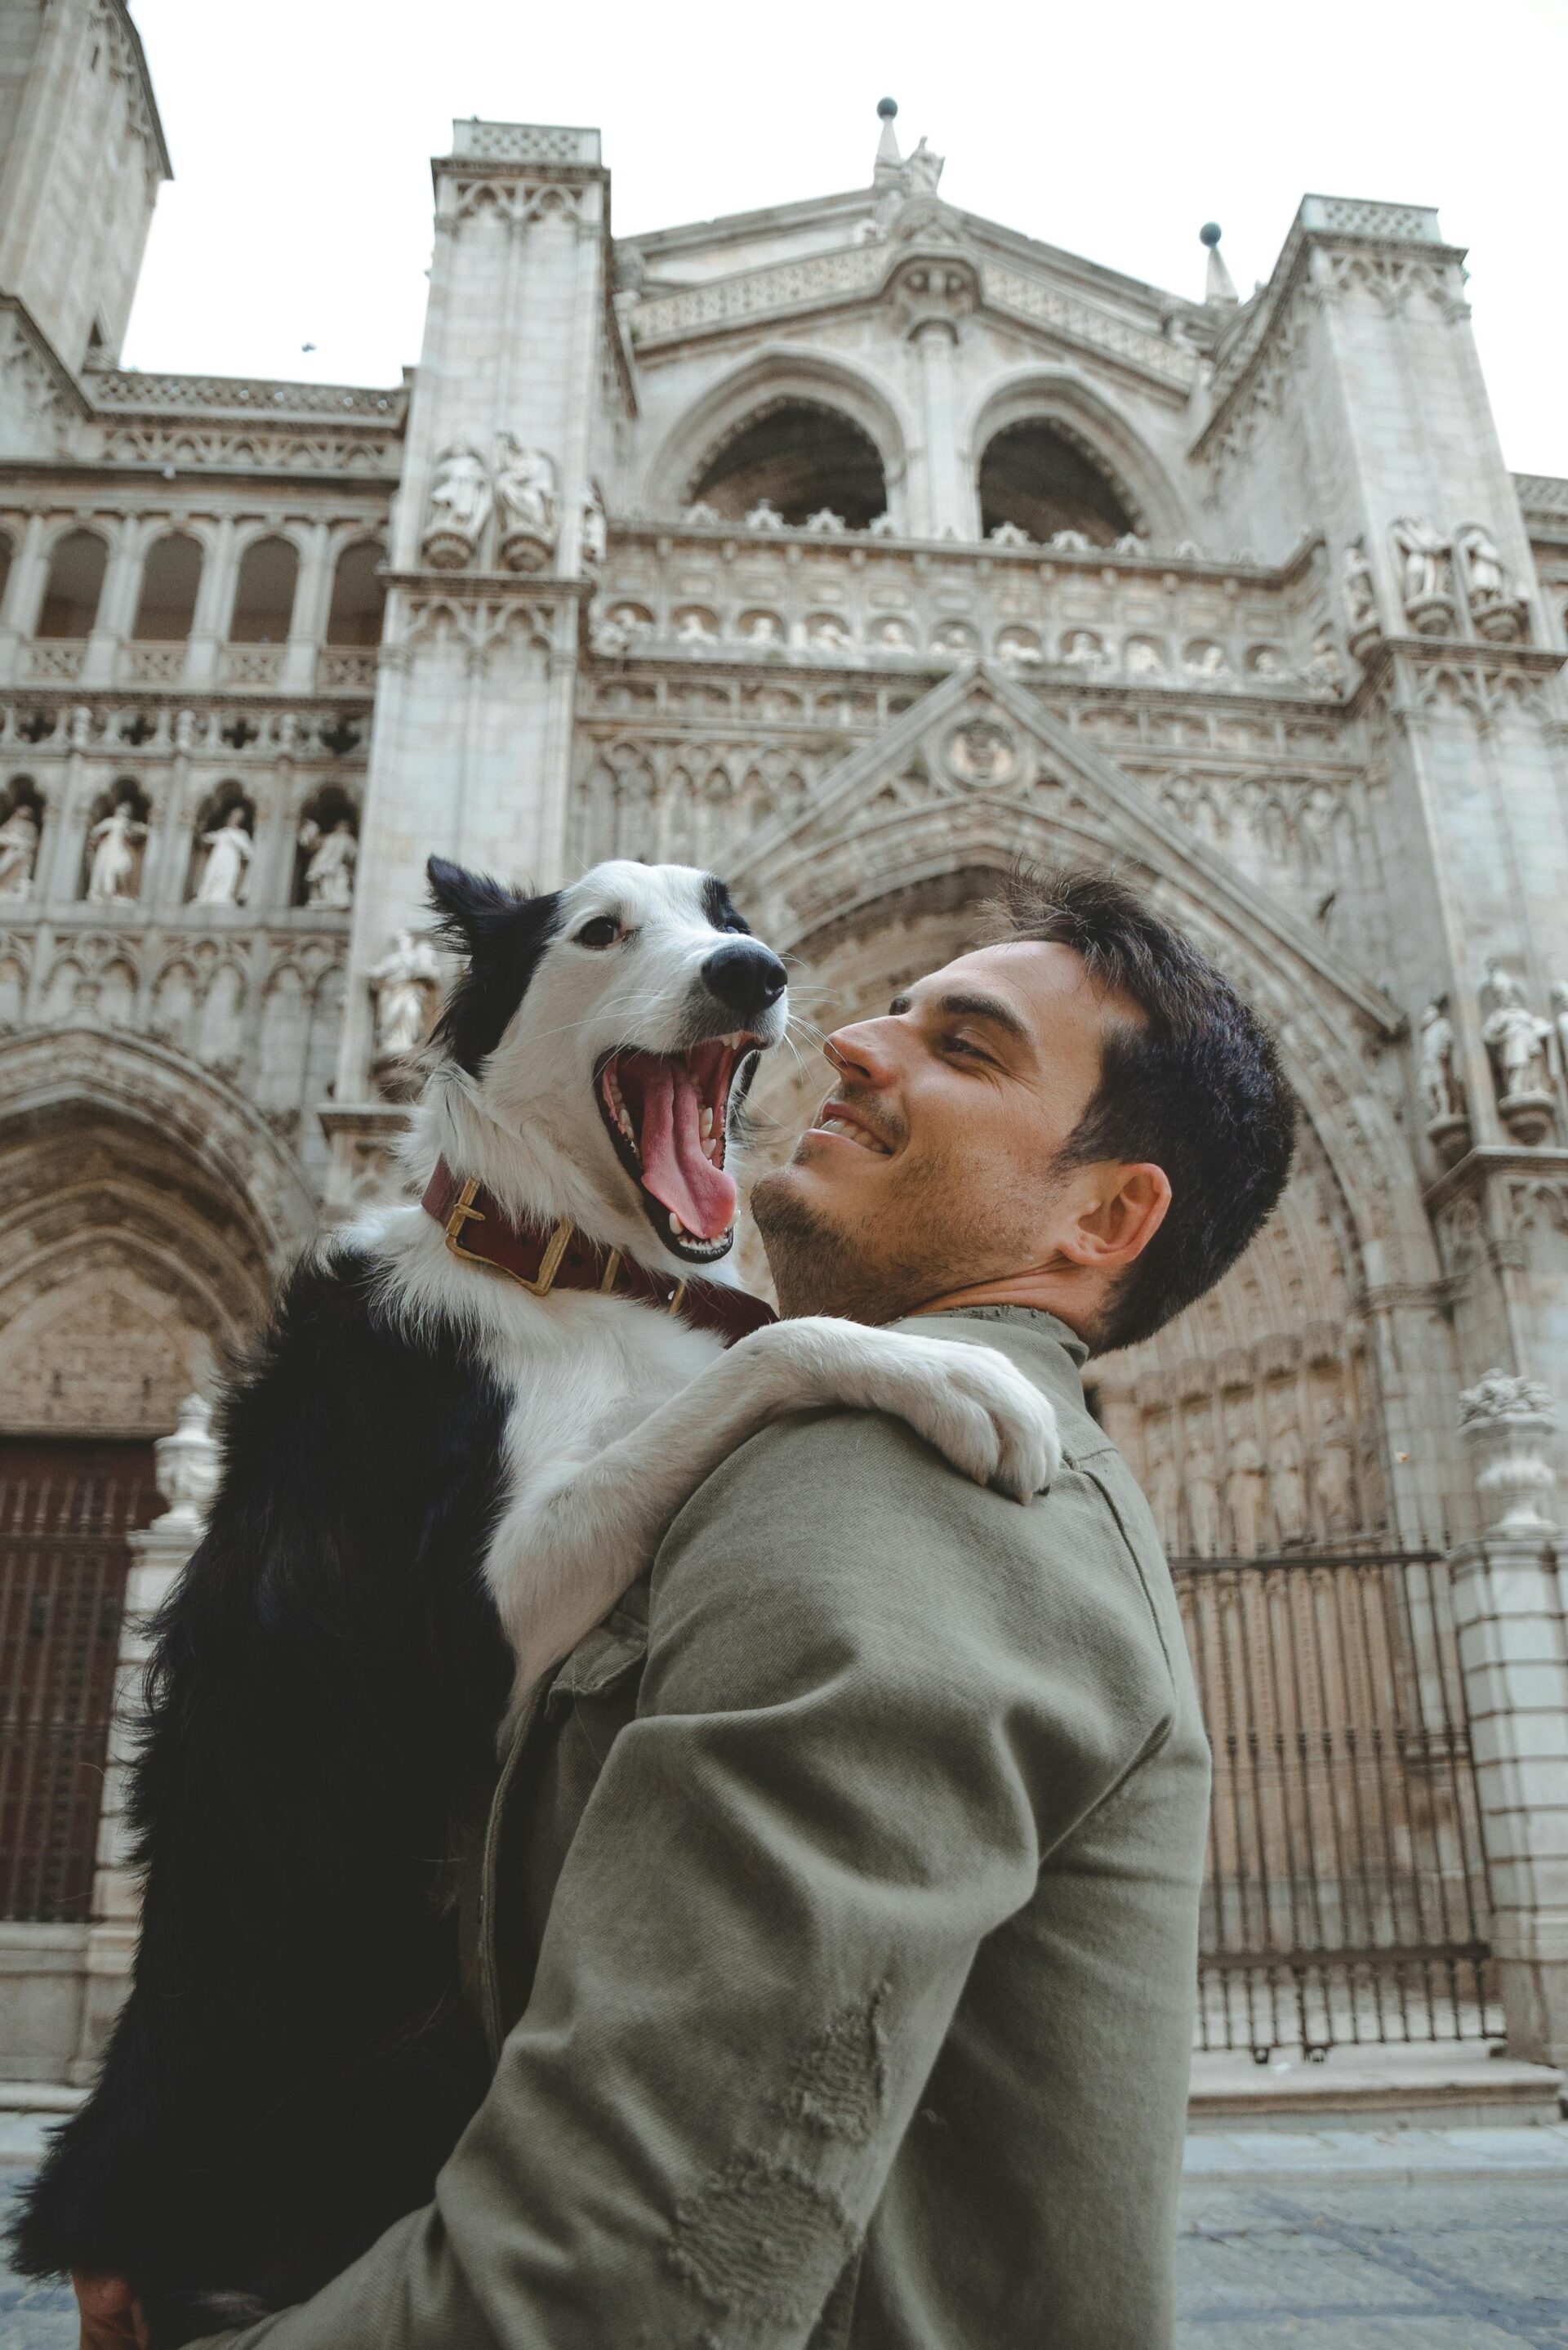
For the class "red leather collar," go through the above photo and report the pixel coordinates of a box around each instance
[421,1161,776,1347]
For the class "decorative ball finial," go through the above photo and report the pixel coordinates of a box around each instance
[1200,221,1223,248]
[877,96,898,118]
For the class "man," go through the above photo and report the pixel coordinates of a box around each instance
[81,867,1293,2348]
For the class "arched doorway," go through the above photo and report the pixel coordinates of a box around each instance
[978,419,1135,545]
[688,399,889,528]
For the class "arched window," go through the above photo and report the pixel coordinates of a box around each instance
[978,421,1134,546]
[132,533,203,641]
[324,542,386,647]
[688,402,888,529]
[38,530,109,639]
[229,535,299,643]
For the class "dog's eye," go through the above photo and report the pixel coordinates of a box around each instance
[574,916,620,949]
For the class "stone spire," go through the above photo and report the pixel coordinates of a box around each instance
[874,96,902,186]
[1200,221,1238,305]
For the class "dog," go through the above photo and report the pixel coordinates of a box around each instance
[13,857,1061,2343]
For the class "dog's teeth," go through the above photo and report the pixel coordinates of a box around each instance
[669,1211,683,1236]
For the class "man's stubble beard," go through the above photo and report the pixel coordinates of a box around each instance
[751,1148,1029,1325]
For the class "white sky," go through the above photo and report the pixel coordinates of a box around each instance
[122,0,1566,479]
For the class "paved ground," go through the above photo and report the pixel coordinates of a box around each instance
[3,2125,1568,2348]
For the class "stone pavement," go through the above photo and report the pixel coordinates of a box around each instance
[3,2117,1568,2347]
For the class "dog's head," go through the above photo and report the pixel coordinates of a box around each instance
[425,856,788,1274]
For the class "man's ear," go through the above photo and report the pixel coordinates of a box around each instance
[1059,1163,1171,1272]
[426,855,532,959]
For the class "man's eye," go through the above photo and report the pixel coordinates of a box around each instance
[944,1034,987,1061]
[575,916,620,948]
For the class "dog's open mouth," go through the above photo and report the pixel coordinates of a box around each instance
[596,1037,762,1264]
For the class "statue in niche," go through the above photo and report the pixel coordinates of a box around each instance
[1304,623,1343,691]
[744,497,786,530]
[1456,522,1527,642]
[1186,642,1229,680]
[1419,993,1472,1161]
[1225,1432,1268,1558]
[1551,981,1568,1081]
[1418,996,1466,1124]
[1268,1415,1309,1545]
[494,435,559,573]
[1059,628,1104,670]
[299,816,358,910]
[369,929,442,1067]
[194,806,253,907]
[1185,1435,1221,1558]
[1143,1418,1180,1554]
[742,612,784,646]
[1391,516,1455,634]
[1124,638,1165,676]
[86,796,147,903]
[423,433,491,569]
[580,482,608,569]
[1341,539,1380,643]
[1479,957,1555,1139]
[1315,1411,1358,1538]
[590,614,631,659]
[0,802,40,898]
[807,613,852,651]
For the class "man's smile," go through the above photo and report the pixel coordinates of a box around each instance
[806,1096,895,1156]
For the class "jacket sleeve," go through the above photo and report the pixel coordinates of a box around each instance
[190,1405,1173,2350]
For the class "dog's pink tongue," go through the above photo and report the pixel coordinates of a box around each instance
[638,1059,737,1241]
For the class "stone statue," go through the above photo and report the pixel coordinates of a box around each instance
[1187,642,1229,679]
[423,434,491,569]
[1060,629,1103,670]
[580,481,608,569]
[1269,1419,1309,1545]
[901,136,944,195]
[1225,1433,1268,1557]
[1457,522,1527,641]
[0,803,40,899]
[1391,516,1455,634]
[494,435,559,573]
[1551,981,1568,1082]
[1342,539,1379,641]
[299,816,358,910]
[1186,1439,1221,1558]
[1480,958,1553,1103]
[86,797,147,903]
[1304,624,1343,691]
[1124,639,1165,676]
[369,929,442,1063]
[1143,1420,1181,1554]
[742,612,784,646]
[1418,996,1465,1123]
[194,806,253,906]
[1315,1413,1358,1538]
[1458,1367,1559,1537]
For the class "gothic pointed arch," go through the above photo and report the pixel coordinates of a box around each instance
[964,367,1191,545]
[643,346,914,526]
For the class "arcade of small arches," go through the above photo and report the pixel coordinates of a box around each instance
[679,394,1143,546]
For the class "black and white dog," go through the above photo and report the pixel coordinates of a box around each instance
[13,857,1059,2343]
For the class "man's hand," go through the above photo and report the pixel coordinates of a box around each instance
[74,2273,148,2348]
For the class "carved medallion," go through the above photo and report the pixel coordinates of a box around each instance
[945,718,1018,788]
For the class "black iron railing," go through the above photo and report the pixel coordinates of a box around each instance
[0,1443,156,1921]
[1171,1547,1500,2058]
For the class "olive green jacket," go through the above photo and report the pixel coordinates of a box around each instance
[196,1308,1209,2350]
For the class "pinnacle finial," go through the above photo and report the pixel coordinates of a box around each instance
[1200,221,1238,305]
[874,96,902,185]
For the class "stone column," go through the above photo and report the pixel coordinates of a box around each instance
[185,515,236,689]
[282,520,333,693]
[68,1394,219,2084]
[1450,1370,1568,2067]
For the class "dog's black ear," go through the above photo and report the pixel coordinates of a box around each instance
[426,856,528,956]
[426,857,563,1074]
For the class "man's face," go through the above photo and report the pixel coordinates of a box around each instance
[752,939,1134,1322]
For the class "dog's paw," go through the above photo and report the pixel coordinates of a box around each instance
[824,1332,1062,1501]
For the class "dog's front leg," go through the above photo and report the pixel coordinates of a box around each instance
[486,1317,1062,1713]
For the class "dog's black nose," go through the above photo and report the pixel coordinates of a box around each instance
[702,940,787,1020]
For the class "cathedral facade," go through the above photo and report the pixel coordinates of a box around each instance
[2,1,1568,2074]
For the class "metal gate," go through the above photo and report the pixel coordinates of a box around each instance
[0,1441,157,1921]
[1172,1546,1500,2058]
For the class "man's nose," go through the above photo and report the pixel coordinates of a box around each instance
[702,939,788,1023]
[825,1019,897,1085]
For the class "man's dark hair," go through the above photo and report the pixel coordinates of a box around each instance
[996,865,1294,1353]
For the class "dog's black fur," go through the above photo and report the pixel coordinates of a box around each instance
[11,1245,514,2342]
